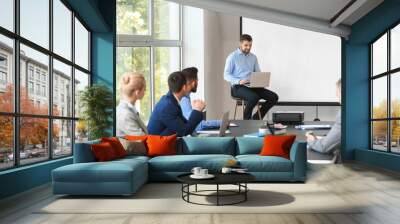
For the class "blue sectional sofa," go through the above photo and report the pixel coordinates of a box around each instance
[52,137,307,196]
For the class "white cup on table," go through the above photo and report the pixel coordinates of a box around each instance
[199,169,208,176]
[191,167,202,176]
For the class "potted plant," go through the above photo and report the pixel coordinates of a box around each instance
[79,84,113,140]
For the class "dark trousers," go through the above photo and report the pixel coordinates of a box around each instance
[231,85,279,120]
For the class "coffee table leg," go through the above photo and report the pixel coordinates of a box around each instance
[217,184,219,206]
[245,183,247,201]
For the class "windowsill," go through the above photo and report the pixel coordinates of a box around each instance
[0,156,72,176]
[357,148,400,156]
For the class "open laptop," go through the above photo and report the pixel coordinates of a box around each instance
[196,111,230,137]
[249,72,271,88]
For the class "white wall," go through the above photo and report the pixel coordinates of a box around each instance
[242,17,341,102]
[183,6,204,100]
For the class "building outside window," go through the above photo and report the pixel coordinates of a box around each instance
[0,0,92,170]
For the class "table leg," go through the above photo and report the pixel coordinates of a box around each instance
[195,184,198,192]
[245,183,247,201]
[217,184,219,206]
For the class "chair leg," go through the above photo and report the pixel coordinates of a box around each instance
[242,100,245,120]
[233,101,238,120]
[257,103,262,120]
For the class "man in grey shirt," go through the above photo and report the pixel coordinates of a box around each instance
[306,79,341,162]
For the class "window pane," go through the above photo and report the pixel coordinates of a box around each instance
[75,18,89,70]
[53,119,72,157]
[154,0,180,40]
[391,72,400,118]
[117,0,149,35]
[391,120,400,153]
[74,69,89,118]
[0,0,14,31]
[372,33,387,76]
[20,44,49,115]
[53,59,72,117]
[20,117,49,165]
[392,24,400,70]
[0,116,13,170]
[20,0,49,49]
[154,47,180,102]
[116,47,151,122]
[53,0,72,60]
[0,35,14,113]
[372,77,387,119]
[75,120,88,143]
[372,121,388,151]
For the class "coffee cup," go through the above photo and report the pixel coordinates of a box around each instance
[199,169,208,176]
[191,167,202,176]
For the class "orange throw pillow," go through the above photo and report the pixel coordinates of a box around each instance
[125,135,148,141]
[91,142,117,162]
[260,135,296,159]
[146,134,177,157]
[101,137,127,158]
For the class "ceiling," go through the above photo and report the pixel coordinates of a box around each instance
[169,0,384,38]
[226,0,353,24]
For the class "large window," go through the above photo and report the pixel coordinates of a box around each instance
[370,23,400,153]
[116,0,182,122]
[0,0,91,170]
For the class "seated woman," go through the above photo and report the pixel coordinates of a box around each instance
[116,72,148,136]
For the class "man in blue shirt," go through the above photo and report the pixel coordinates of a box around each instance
[147,71,205,136]
[224,34,278,120]
[180,67,221,131]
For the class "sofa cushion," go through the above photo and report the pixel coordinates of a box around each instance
[147,134,177,157]
[101,137,127,158]
[53,158,147,183]
[235,137,263,155]
[178,137,236,155]
[91,142,118,161]
[236,155,293,172]
[149,154,235,172]
[260,135,296,159]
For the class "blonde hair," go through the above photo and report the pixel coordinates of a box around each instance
[120,72,146,98]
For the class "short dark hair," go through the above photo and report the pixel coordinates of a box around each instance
[168,71,187,93]
[240,34,252,42]
[182,67,198,82]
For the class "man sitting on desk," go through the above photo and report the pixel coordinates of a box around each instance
[180,67,221,131]
[147,71,206,136]
[224,34,278,120]
[306,79,342,162]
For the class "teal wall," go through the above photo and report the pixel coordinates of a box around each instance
[0,0,116,200]
[0,158,72,199]
[343,0,400,171]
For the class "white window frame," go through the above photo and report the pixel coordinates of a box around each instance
[117,0,183,110]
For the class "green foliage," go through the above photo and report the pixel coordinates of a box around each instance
[116,0,181,123]
[79,84,114,140]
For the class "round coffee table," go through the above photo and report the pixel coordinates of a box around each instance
[177,173,255,206]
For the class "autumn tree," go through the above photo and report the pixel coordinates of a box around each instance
[0,84,60,153]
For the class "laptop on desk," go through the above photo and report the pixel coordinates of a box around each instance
[196,111,230,137]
